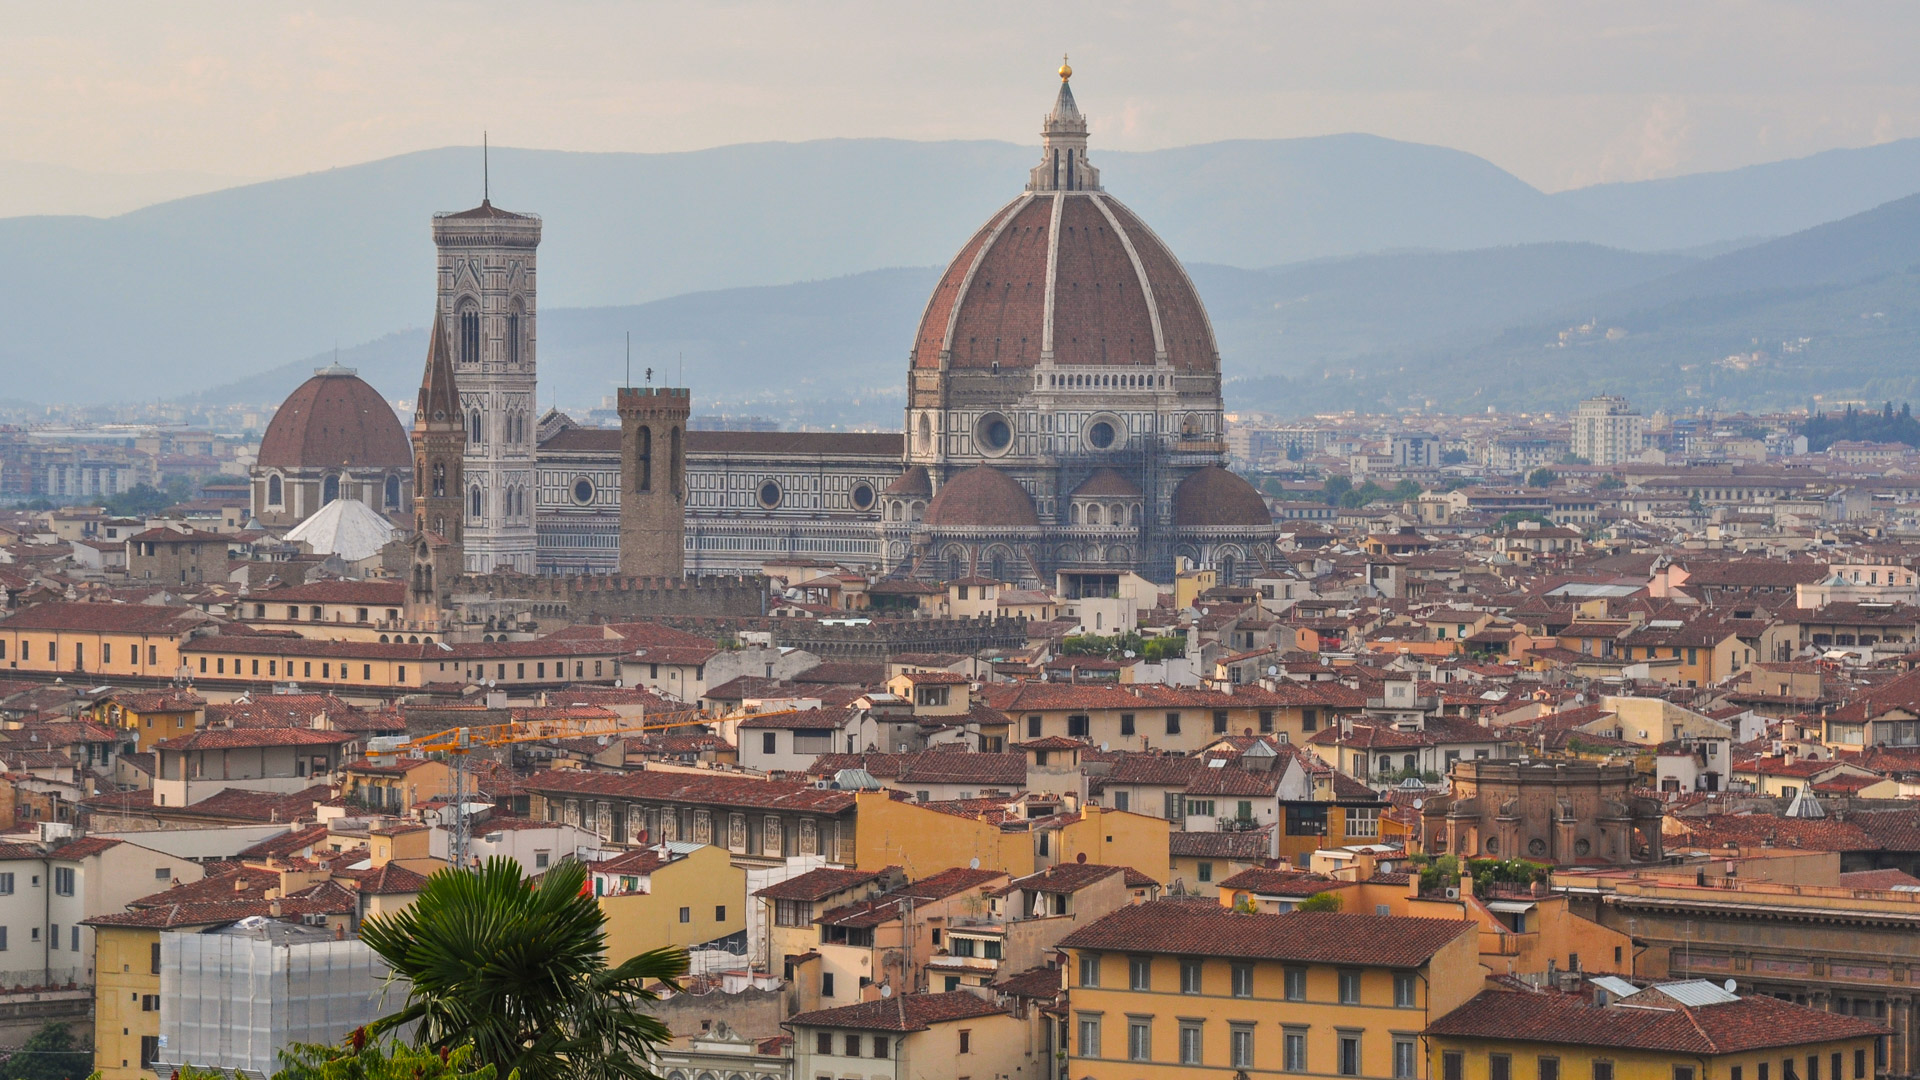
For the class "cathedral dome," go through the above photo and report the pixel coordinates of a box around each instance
[924,467,1040,528]
[909,72,1218,374]
[258,366,411,470]
[1172,467,1271,528]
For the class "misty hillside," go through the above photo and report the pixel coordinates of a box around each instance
[195,244,1704,428]
[1229,192,1920,415]
[13,134,1920,403]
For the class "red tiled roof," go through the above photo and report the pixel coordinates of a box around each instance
[1423,986,1886,1053]
[1216,867,1348,896]
[1168,830,1272,860]
[1058,903,1474,967]
[520,768,857,814]
[247,580,408,605]
[991,863,1129,896]
[154,727,357,752]
[754,867,890,902]
[1,602,210,634]
[789,991,1008,1031]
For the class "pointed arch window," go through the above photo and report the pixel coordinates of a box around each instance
[469,409,483,446]
[458,302,481,365]
[635,426,652,492]
[508,298,524,366]
[266,475,283,508]
[384,475,401,510]
[670,426,683,500]
[431,463,447,498]
[322,475,340,505]
[470,486,483,520]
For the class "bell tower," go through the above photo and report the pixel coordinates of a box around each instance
[409,316,464,624]
[618,384,690,578]
[433,195,541,574]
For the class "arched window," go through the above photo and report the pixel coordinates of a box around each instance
[635,426,652,492]
[431,463,446,498]
[322,475,340,505]
[1219,553,1238,583]
[458,302,481,365]
[917,413,932,453]
[384,475,401,510]
[468,409,482,446]
[470,486,483,520]
[266,474,282,508]
[946,549,965,581]
[507,298,524,366]
[988,550,1007,581]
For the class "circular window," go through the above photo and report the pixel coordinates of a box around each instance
[757,480,783,509]
[1485,836,1500,855]
[850,482,875,510]
[571,478,595,505]
[1527,838,1548,857]
[1574,838,1592,857]
[1087,420,1117,450]
[976,413,1013,454]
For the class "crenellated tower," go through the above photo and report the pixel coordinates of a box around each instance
[617,385,690,578]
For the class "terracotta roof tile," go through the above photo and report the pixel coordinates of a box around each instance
[1058,903,1474,966]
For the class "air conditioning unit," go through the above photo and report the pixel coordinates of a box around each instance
[1444,887,1461,900]
[302,913,327,927]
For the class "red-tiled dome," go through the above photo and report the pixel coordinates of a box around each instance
[258,367,410,470]
[924,467,1039,528]
[1070,467,1143,499]
[1172,467,1271,528]
[910,192,1218,373]
[882,465,933,497]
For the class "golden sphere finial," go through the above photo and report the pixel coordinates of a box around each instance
[1059,54,1072,81]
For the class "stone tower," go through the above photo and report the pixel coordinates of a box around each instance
[433,198,541,574]
[618,386,690,578]
[408,315,465,624]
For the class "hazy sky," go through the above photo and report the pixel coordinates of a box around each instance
[5,0,1918,194]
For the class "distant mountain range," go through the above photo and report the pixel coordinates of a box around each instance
[15,134,1920,407]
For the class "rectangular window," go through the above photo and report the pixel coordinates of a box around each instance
[0,873,13,895]
[822,972,834,997]
[1540,1057,1560,1080]
[1129,956,1151,991]
[1394,971,1416,1007]
[959,1030,971,1055]
[1260,710,1274,733]
[1855,1050,1867,1079]
[1492,1054,1512,1080]
[1180,957,1202,994]
[872,1037,888,1059]
[48,924,57,950]
[1165,712,1181,734]
[1079,954,1100,988]
[1596,1064,1615,1080]
[1027,715,1042,738]
[1077,1015,1101,1058]
[1227,1025,1254,1068]
[150,941,160,973]
[1179,1022,1203,1066]
[1809,1056,1820,1080]
[1213,709,1229,733]
[1338,1034,1361,1077]
[1284,966,1307,1001]
[1127,1021,1151,1062]
[1675,1068,1695,1080]
[1444,1051,1465,1080]
[1831,1053,1841,1080]
[1231,962,1253,997]
[763,732,777,755]
[1284,1029,1307,1073]
[678,907,690,923]
[1338,968,1360,1004]
[1120,713,1135,736]
[53,867,73,896]
[1394,1039,1418,1080]
[815,1033,831,1055]
[715,905,727,922]
[843,1035,861,1057]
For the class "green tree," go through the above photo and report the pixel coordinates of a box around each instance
[1321,475,1353,506]
[1295,890,1344,913]
[361,858,687,1080]
[1525,468,1557,488]
[275,1038,500,1080]
[1,1022,92,1080]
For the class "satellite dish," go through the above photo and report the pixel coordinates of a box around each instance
[969,857,980,869]
[1724,979,1737,992]
[880,984,893,998]
[1413,798,1424,810]
[1267,665,1280,676]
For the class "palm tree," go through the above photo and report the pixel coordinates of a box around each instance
[361,856,687,1080]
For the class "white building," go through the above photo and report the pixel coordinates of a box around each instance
[1570,396,1646,466]
[0,829,204,991]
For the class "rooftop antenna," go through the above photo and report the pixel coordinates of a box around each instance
[625,331,631,389]
[483,131,489,203]
[678,351,684,387]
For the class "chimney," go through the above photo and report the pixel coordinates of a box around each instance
[268,899,282,918]
[1459,871,1475,898]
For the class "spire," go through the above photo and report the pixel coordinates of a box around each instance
[1029,57,1099,193]
[417,314,460,426]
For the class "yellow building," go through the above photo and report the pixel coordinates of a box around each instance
[94,689,206,753]
[594,844,745,965]
[342,756,454,814]
[0,603,207,681]
[756,866,903,1000]
[1060,904,1482,1080]
[1425,982,1886,1080]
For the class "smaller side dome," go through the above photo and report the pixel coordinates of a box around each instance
[883,465,933,497]
[925,467,1039,528]
[1070,468,1144,500]
[1172,467,1271,528]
